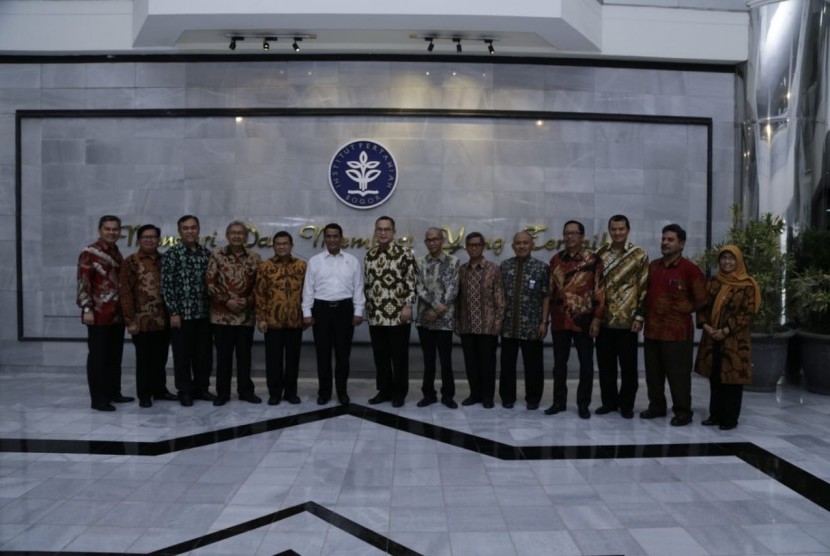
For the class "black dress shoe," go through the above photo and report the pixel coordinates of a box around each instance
[139,399,152,408]
[111,395,134,403]
[338,395,350,406]
[718,423,737,430]
[620,409,634,419]
[441,398,458,409]
[213,397,229,407]
[194,391,217,402]
[317,396,330,405]
[285,395,301,405]
[701,417,718,426]
[482,400,494,409]
[639,409,667,419]
[502,401,515,409]
[544,404,565,415]
[392,399,405,408]
[92,403,116,412]
[268,396,281,406]
[417,398,436,407]
[461,396,479,406]
[154,392,179,402]
[526,402,539,410]
[670,415,692,427]
[594,405,617,415]
[578,406,591,419]
[179,394,193,407]
[240,393,262,404]
[368,394,390,405]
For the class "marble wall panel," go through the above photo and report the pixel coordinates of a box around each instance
[234,87,292,108]
[0,340,43,366]
[594,169,646,195]
[0,88,40,112]
[85,88,135,109]
[183,164,236,190]
[543,90,597,112]
[0,164,13,214]
[594,142,645,169]
[643,142,692,170]
[42,119,87,139]
[185,63,238,88]
[595,68,686,96]
[493,65,548,90]
[186,87,237,108]
[41,64,85,89]
[0,291,18,338]
[41,140,85,165]
[595,92,659,116]
[543,66,596,92]
[41,341,87,366]
[235,63,289,89]
[286,62,340,85]
[135,87,187,109]
[0,116,14,165]
[491,89,545,111]
[286,84,340,107]
[41,88,88,109]
[492,166,546,192]
[136,63,186,88]
[543,168,597,193]
[86,63,135,88]
[338,62,392,88]
[493,190,552,219]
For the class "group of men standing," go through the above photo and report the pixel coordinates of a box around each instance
[78,213,708,426]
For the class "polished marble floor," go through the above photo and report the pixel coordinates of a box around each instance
[1,366,830,555]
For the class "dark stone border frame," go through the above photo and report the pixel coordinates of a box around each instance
[15,107,713,341]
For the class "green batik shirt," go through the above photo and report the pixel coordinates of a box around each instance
[500,256,550,340]
[161,241,211,320]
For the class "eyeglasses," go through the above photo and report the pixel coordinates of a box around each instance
[139,235,159,240]
[425,237,442,243]
[563,231,582,237]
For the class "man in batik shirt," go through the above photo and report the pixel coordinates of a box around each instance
[364,216,417,408]
[120,224,178,408]
[207,220,262,406]
[77,215,132,411]
[162,214,215,406]
[595,215,649,419]
[415,227,460,409]
[456,232,505,409]
[642,223,708,427]
[255,231,307,406]
[545,220,605,419]
[500,230,550,410]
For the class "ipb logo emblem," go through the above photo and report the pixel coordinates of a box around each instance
[329,140,398,210]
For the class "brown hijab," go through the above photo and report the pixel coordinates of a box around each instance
[711,245,762,327]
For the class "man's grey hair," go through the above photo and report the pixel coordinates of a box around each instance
[226,220,249,236]
[425,227,445,238]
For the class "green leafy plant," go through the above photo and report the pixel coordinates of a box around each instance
[696,205,793,334]
[791,228,830,334]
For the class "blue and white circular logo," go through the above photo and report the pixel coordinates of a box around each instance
[329,140,398,210]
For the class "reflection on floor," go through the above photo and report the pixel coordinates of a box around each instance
[1,370,830,555]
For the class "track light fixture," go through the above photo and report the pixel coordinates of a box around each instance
[486,39,495,54]
[413,35,498,55]
[228,36,244,51]
[426,37,435,52]
[453,38,462,53]
[292,38,302,52]
[262,39,269,51]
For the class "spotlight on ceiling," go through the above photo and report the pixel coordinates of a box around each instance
[426,37,435,52]
[486,40,495,54]
[292,37,302,52]
[453,38,462,53]
[262,39,269,51]
[229,36,244,51]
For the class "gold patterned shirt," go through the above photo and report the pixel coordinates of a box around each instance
[364,242,417,326]
[206,246,261,326]
[596,242,649,329]
[119,250,168,332]
[255,255,307,329]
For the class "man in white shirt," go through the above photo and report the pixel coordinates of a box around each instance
[302,223,365,406]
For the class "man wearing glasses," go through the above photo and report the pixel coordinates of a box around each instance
[545,220,605,419]
[415,227,460,409]
[364,216,418,407]
[455,232,505,408]
[120,224,177,408]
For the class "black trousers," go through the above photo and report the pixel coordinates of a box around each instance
[551,330,594,408]
[311,299,355,399]
[369,324,411,402]
[86,324,125,406]
[644,339,693,419]
[213,324,256,400]
[707,344,744,426]
[417,327,455,401]
[499,337,544,405]
[264,328,302,399]
[132,329,171,402]
[170,318,213,396]
[460,333,498,403]
[595,327,639,412]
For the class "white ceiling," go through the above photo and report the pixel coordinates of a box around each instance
[0,0,750,63]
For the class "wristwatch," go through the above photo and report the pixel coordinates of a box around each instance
[83,307,91,313]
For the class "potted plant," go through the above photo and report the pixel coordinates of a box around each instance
[790,228,830,395]
[697,206,794,392]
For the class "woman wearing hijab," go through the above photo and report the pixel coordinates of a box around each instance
[694,245,761,430]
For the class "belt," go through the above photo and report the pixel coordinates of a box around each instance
[314,298,352,308]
